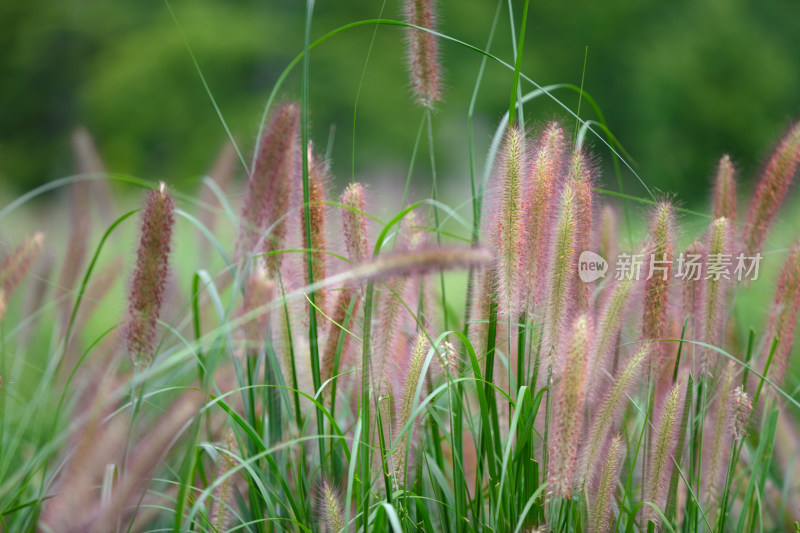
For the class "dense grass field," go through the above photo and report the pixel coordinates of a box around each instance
[2,2,800,532]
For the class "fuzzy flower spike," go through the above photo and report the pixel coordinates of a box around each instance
[235,101,300,271]
[404,0,442,108]
[643,377,686,529]
[541,178,580,371]
[700,217,731,375]
[763,241,800,386]
[643,201,676,374]
[125,183,175,366]
[0,232,45,310]
[547,314,590,499]
[522,122,565,310]
[712,154,737,222]
[743,120,800,258]
[490,124,527,319]
[303,144,330,315]
[568,149,595,311]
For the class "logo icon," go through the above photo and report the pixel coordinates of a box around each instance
[578,251,608,282]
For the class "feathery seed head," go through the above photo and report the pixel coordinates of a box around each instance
[321,287,361,406]
[681,240,705,344]
[404,0,442,108]
[304,145,330,314]
[589,434,626,533]
[702,361,736,511]
[436,340,459,377]
[643,201,676,371]
[598,205,618,272]
[393,331,430,484]
[763,242,800,385]
[643,377,686,529]
[712,154,738,223]
[340,182,370,264]
[316,479,345,533]
[522,122,565,308]
[541,181,580,371]
[743,120,800,257]
[580,341,651,486]
[236,101,300,269]
[567,149,595,310]
[125,184,175,366]
[700,217,732,374]
[356,246,492,285]
[587,275,637,402]
[731,386,752,440]
[0,232,45,301]
[548,314,590,498]
[491,124,527,318]
[211,429,238,532]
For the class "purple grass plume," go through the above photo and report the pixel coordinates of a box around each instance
[763,241,800,386]
[568,149,596,311]
[404,0,442,108]
[743,120,800,258]
[304,145,331,315]
[522,122,565,310]
[340,182,370,264]
[125,183,175,366]
[235,101,300,271]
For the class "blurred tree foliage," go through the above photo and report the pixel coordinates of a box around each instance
[1,0,798,206]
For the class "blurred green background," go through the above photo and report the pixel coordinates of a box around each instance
[1,0,799,206]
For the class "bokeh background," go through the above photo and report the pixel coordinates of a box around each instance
[2,0,800,207]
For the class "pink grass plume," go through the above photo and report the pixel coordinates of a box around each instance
[763,241,800,386]
[522,122,565,309]
[340,182,370,264]
[643,201,676,374]
[125,183,175,366]
[548,314,590,499]
[404,0,442,108]
[0,232,45,318]
[699,218,732,375]
[489,124,527,318]
[643,376,687,530]
[712,154,738,223]
[743,120,800,258]
[235,101,300,271]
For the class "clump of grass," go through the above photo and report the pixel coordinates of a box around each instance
[3,7,800,533]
